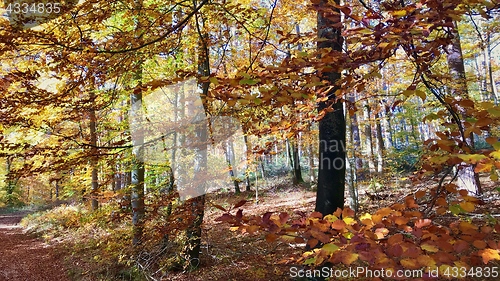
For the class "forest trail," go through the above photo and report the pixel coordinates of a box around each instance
[0,212,69,281]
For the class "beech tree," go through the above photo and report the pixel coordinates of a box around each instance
[315,0,346,216]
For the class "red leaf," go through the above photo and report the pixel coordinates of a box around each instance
[263,212,273,224]
[236,209,243,220]
[215,213,232,222]
[279,212,290,225]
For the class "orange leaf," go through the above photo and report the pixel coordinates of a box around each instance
[473,240,487,249]
[307,238,319,249]
[374,228,389,239]
[341,252,359,265]
[417,255,436,267]
[331,219,346,230]
[415,219,432,228]
[478,249,500,264]
[266,233,278,242]
[415,190,426,199]
[388,233,403,245]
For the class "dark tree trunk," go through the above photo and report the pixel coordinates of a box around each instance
[292,138,304,184]
[315,0,346,216]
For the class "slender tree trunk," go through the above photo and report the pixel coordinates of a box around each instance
[446,23,482,195]
[487,36,499,104]
[89,93,99,210]
[349,94,363,180]
[243,134,251,191]
[130,0,146,245]
[224,139,240,193]
[364,104,376,175]
[315,0,346,216]
[375,111,384,174]
[308,141,316,183]
[292,137,304,184]
[130,65,145,245]
[181,8,209,269]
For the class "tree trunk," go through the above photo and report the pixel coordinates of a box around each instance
[364,104,376,175]
[308,141,316,183]
[375,111,385,174]
[446,23,482,195]
[224,139,240,194]
[291,137,304,184]
[130,64,145,245]
[181,10,209,269]
[243,134,251,192]
[349,94,364,180]
[487,35,499,104]
[89,92,99,211]
[315,0,346,216]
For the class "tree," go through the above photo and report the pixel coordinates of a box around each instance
[315,0,346,216]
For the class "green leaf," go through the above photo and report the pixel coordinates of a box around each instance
[239,78,260,85]
[449,204,463,215]
[304,257,316,265]
[321,243,339,254]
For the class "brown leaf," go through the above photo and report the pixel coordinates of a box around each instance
[233,200,247,209]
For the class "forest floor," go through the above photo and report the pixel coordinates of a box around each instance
[0,210,69,281]
[1,174,499,281]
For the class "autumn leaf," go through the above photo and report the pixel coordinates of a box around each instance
[472,240,487,249]
[331,219,346,230]
[459,201,475,212]
[400,258,419,269]
[478,249,500,264]
[415,218,432,228]
[417,255,436,267]
[421,243,439,253]
[321,243,339,255]
[233,200,247,209]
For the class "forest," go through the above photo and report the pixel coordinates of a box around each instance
[1,0,500,280]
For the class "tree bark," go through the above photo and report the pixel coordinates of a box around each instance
[446,23,482,195]
[181,7,209,269]
[89,92,99,211]
[292,137,304,184]
[315,0,346,216]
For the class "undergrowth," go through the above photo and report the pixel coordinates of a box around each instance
[21,203,146,281]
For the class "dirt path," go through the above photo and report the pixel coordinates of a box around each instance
[0,212,69,281]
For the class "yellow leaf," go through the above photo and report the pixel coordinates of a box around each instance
[459,201,475,212]
[421,243,439,253]
[392,10,408,17]
[417,255,436,267]
[401,258,419,269]
[343,217,356,225]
